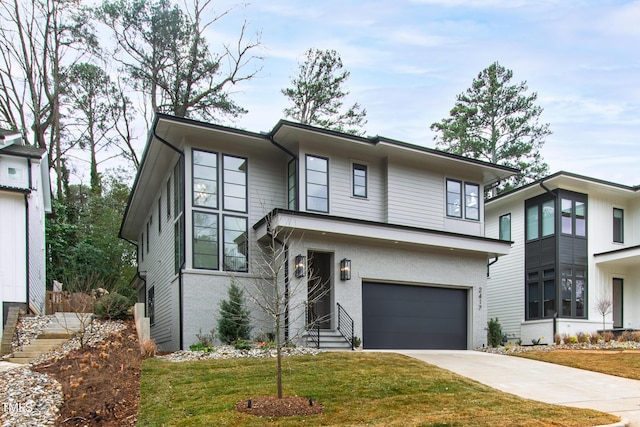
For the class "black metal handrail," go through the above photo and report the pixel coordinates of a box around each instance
[336,303,355,350]
[306,305,320,349]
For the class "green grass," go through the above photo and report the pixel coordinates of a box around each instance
[515,349,640,380]
[139,352,619,426]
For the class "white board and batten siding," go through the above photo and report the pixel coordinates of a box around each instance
[485,202,525,342]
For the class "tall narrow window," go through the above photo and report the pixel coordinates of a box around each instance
[174,160,184,274]
[146,221,149,253]
[575,269,585,317]
[464,183,479,220]
[575,201,586,236]
[166,178,171,219]
[288,159,296,210]
[446,179,462,218]
[174,161,183,218]
[561,199,572,234]
[527,271,540,319]
[543,268,556,318]
[193,150,217,208]
[541,200,555,237]
[561,268,572,317]
[306,155,328,212]
[526,206,539,240]
[193,211,218,270]
[148,287,155,325]
[158,197,162,234]
[613,208,624,243]
[223,155,247,212]
[353,163,367,198]
[499,213,511,241]
[223,216,248,272]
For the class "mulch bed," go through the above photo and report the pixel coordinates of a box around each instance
[34,321,142,426]
[235,395,323,417]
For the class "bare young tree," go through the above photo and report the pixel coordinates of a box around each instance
[241,214,329,399]
[595,293,613,334]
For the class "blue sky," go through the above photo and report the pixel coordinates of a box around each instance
[203,0,640,185]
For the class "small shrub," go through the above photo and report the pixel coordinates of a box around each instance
[218,282,251,345]
[577,332,589,344]
[195,328,216,347]
[351,336,362,348]
[255,332,276,342]
[486,318,503,347]
[632,331,640,342]
[142,339,157,358]
[569,336,578,344]
[234,339,251,350]
[590,332,602,343]
[603,331,614,342]
[95,292,131,320]
[531,337,541,345]
[554,334,561,345]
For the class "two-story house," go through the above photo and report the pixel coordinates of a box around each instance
[0,130,51,340]
[120,114,516,351]
[485,172,640,344]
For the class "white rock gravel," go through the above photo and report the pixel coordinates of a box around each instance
[0,315,126,427]
[156,345,321,362]
[477,340,640,355]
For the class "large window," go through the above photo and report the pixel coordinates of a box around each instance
[192,149,217,208]
[561,267,586,318]
[306,155,328,212]
[499,213,511,241]
[193,211,218,269]
[223,155,247,212]
[561,198,586,237]
[223,216,248,272]
[613,208,624,243]
[446,179,480,220]
[353,163,367,198]
[526,268,556,320]
[191,149,248,272]
[526,199,555,241]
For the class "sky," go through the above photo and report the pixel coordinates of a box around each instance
[192,0,640,186]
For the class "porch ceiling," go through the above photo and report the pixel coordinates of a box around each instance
[594,245,640,269]
[254,209,511,258]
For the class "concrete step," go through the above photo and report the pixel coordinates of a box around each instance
[22,339,68,352]
[12,350,48,359]
[39,332,74,340]
[7,358,31,364]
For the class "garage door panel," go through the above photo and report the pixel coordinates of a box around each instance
[363,282,467,350]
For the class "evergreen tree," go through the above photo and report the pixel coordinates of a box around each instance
[218,281,251,344]
[431,62,551,194]
[282,48,367,135]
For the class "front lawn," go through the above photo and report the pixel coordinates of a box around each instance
[139,352,618,426]
[515,349,640,380]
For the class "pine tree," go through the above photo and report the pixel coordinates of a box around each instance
[218,281,251,344]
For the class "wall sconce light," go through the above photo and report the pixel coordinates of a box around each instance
[340,258,351,281]
[295,254,306,278]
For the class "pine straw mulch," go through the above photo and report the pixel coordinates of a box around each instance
[235,395,323,417]
[34,321,143,427]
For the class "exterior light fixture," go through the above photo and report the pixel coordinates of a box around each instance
[295,254,306,278]
[340,258,351,281]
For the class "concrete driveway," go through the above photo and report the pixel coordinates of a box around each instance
[395,350,640,427]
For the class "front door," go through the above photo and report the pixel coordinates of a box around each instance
[613,278,623,329]
[307,251,332,329]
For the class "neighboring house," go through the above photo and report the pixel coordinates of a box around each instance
[485,172,640,345]
[120,113,516,351]
[0,130,52,340]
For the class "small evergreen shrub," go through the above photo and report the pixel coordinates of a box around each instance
[218,282,251,345]
[95,292,131,319]
[486,318,503,347]
[234,339,251,350]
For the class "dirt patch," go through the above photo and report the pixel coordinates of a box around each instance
[34,321,142,426]
[235,395,323,417]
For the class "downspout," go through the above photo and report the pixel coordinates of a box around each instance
[268,134,298,338]
[24,193,30,314]
[486,256,499,277]
[153,125,186,350]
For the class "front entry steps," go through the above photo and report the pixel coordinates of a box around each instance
[8,312,92,364]
[305,329,353,350]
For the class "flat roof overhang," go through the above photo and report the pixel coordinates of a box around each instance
[254,209,512,259]
[594,245,640,269]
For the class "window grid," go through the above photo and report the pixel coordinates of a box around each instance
[306,155,329,213]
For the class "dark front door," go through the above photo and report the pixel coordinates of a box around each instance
[363,282,468,349]
[613,278,623,329]
[307,251,332,329]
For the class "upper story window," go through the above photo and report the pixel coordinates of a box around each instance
[352,163,367,198]
[499,213,511,241]
[166,178,171,219]
[193,149,218,208]
[191,149,248,272]
[306,155,328,213]
[613,208,624,243]
[223,155,247,212]
[446,179,480,221]
[288,159,296,210]
[526,199,555,241]
[561,198,586,237]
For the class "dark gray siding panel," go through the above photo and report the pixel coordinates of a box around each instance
[362,282,467,349]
